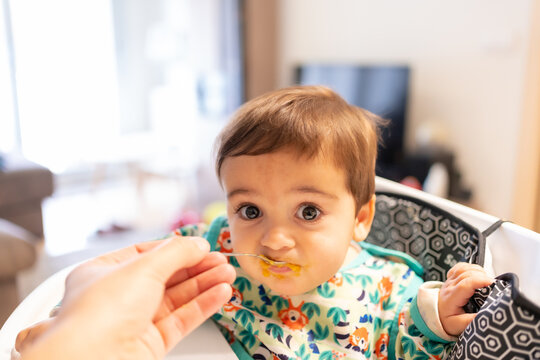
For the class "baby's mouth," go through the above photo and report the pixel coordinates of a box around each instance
[258,255,301,277]
[259,254,289,266]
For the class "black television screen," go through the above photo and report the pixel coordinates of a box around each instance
[295,64,410,179]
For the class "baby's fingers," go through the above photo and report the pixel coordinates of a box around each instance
[446,263,486,280]
[445,274,494,307]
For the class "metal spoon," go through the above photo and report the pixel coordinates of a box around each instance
[222,253,287,266]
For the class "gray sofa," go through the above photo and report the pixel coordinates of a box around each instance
[0,155,54,325]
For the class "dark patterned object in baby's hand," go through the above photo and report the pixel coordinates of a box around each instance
[463,282,498,313]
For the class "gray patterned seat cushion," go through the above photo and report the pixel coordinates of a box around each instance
[365,192,540,359]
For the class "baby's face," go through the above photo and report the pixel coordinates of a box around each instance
[221,149,366,295]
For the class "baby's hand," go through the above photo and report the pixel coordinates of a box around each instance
[438,263,494,336]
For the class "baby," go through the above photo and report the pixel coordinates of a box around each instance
[197,85,493,359]
[15,86,492,359]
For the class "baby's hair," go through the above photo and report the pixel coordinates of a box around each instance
[214,85,385,209]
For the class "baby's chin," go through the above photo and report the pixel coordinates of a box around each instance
[237,258,340,296]
[248,271,318,296]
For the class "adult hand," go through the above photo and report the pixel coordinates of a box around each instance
[438,262,493,336]
[18,236,235,360]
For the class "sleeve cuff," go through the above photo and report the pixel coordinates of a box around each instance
[410,281,457,343]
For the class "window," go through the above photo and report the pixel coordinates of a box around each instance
[0,0,18,154]
[4,0,243,174]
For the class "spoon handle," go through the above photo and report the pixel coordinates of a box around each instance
[221,252,286,265]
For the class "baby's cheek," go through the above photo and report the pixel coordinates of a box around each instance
[236,255,259,275]
[317,261,343,282]
[315,243,348,265]
[231,236,250,254]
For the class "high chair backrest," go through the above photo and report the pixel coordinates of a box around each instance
[366,185,540,359]
[365,192,485,282]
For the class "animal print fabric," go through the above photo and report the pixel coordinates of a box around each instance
[194,217,454,360]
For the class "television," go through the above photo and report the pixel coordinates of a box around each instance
[295,64,410,180]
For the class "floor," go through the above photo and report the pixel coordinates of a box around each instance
[17,175,192,299]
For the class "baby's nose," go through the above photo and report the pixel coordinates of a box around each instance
[260,227,295,250]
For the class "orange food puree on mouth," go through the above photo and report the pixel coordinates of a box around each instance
[259,256,301,278]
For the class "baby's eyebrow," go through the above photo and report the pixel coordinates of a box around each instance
[291,186,338,199]
[227,188,255,199]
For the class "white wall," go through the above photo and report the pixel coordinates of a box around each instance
[277,0,533,221]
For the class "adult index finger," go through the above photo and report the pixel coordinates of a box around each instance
[131,236,210,284]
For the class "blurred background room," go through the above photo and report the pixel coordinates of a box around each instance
[0,0,539,325]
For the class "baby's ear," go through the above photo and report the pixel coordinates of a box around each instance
[353,194,376,242]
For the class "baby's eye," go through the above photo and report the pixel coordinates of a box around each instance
[297,205,320,221]
[239,205,261,220]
